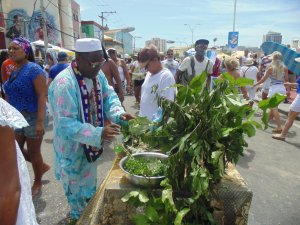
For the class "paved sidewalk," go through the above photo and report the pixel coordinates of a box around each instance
[255,89,300,121]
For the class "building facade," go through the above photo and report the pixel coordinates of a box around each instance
[0,0,79,50]
[145,38,166,53]
[263,31,282,44]
[71,0,80,45]
[81,20,104,40]
[105,28,133,55]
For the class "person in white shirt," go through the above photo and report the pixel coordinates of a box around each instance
[138,45,176,121]
[175,39,213,86]
[240,58,259,105]
[162,49,179,76]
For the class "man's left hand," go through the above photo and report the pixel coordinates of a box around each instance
[120,113,135,121]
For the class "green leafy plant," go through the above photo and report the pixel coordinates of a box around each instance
[121,72,285,225]
[124,156,166,177]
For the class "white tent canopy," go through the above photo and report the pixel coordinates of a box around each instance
[31,40,75,57]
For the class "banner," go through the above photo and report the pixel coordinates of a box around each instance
[206,50,218,64]
[228,31,239,50]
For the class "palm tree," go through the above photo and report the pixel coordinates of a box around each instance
[213,38,217,47]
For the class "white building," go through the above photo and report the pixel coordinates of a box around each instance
[263,31,282,44]
[145,38,166,53]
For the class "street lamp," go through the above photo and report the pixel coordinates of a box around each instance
[184,24,200,46]
[133,36,142,54]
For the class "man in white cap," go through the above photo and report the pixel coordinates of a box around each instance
[48,38,134,221]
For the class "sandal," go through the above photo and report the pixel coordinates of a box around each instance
[272,134,285,141]
[272,128,282,134]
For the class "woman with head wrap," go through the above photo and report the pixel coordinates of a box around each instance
[44,48,58,80]
[4,36,50,196]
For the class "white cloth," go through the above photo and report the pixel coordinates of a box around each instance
[131,61,146,81]
[267,84,286,98]
[75,38,102,52]
[246,86,256,100]
[290,94,300,112]
[0,98,39,225]
[240,66,258,80]
[113,65,125,84]
[178,56,213,76]
[262,78,271,93]
[140,68,176,120]
[162,59,179,76]
[241,65,258,100]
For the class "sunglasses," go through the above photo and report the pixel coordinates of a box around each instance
[167,53,173,56]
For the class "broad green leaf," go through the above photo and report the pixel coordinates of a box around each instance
[145,205,159,222]
[133,214,150,225]
[179,133,191,151]
[212,151,223,164]
[162,188,176,211]
[241,122,256,137]
[222,72,235,84]
[174,208,190,225]
[235,77,254,87]
[138,191,149,203]
[251,120,262,129]
[189,71,207,93]
[121,190,140,202]
[225,95,245,107]
[221,127,235,137]
[258,93,286,110]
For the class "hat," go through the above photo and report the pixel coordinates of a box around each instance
[295,57,300,63]
[75,38,102,52]
[245,58,254,66]
[195,39,209,46]
[57,51,68,61]
[107,48,116,52]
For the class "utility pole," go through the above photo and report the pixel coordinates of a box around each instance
[233,0,237,32]
[99,11,116,47]
[40,0,48,59]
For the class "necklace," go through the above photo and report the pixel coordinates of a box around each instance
[71,61,104,162]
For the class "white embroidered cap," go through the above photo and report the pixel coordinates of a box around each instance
[75,38,102,52]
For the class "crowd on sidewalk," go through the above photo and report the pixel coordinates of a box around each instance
[0,35,299,224]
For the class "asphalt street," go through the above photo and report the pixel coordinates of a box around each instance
[27,96,300,225]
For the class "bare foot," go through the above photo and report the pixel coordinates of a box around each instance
[32,181,42,197]
[43,163,50,175]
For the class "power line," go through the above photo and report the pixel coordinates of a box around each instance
[50,25,77,39]
[29,0,38,27]
[46,0,73,19]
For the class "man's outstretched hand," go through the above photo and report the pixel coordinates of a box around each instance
[120,113,135,121]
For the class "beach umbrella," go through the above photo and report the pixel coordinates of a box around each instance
[261,41,300,75]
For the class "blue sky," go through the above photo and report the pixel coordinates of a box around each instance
[77,0,300,49]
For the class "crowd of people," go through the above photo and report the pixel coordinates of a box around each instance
[0,36,299,224]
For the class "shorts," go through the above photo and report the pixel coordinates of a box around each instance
[134,79,144,87]
[290,94,300,112]
[267,84,286,98]
[246,85,257,100]
[15,111,49,138]
[114,81,126,95]
[262,78,271,94]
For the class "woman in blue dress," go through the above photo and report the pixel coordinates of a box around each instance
[4,37,50,196]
